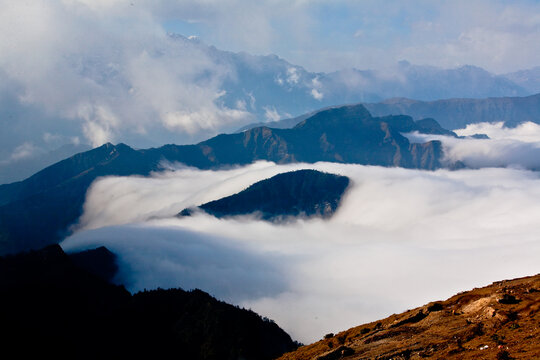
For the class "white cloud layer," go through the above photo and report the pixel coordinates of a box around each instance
[63,159,540,343]
[405,121,540,169]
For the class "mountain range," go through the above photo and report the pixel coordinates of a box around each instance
[196,33,535,121]
[240,93,540,132]
[3,33,540,180]
[366,93,540,129]
[0,104,451,255]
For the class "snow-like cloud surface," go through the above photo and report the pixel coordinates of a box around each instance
[63,161,540,342]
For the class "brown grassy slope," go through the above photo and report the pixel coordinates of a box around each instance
[278,274,540,360]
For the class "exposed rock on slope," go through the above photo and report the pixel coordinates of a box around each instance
[0,245,297,359]
[278,274,540,360]
[180,170,350,221]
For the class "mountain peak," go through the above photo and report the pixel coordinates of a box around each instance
[294,104,373,130]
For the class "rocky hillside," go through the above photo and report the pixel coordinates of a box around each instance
[278,274,540,360]
[180,170,350,221]
[0,245,297,359]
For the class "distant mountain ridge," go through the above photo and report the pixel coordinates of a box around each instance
[240,93,540,131]
[0,104,448,255]
[181,170,350,221]
[366,93,540,129]
[2,32,538,184]
[188,33,532,121]
[504,66,540,94]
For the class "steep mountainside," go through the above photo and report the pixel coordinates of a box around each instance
[0,245,297,359]
[0,104,445,255]
[0,143,156,254]
[181,170,350,221]
[0,143,91,185]
[278,274,540,360]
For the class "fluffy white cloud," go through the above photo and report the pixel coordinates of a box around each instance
[0,1,252,149]
[310,88,323,100]
[3,142,38,163]
[63,160,540,343]
[263,106,282,122]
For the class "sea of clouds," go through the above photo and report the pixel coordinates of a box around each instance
[62,147,540,342]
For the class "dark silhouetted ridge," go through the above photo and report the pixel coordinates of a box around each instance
[181,170,350,221]
[0,245,297,359]
[68,246,118,282]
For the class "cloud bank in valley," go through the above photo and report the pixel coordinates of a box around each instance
[405,121,540,169]
[63,158,540,343]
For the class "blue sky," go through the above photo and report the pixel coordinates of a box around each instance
[159,0,540,73]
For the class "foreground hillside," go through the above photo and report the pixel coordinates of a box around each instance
[0,245,297,359]
[278,274,540,360]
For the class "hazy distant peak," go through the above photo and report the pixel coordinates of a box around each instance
[380,97,418,105]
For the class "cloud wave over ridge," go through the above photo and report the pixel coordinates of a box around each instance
[406,121,540,169]
[63,159,540,342]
